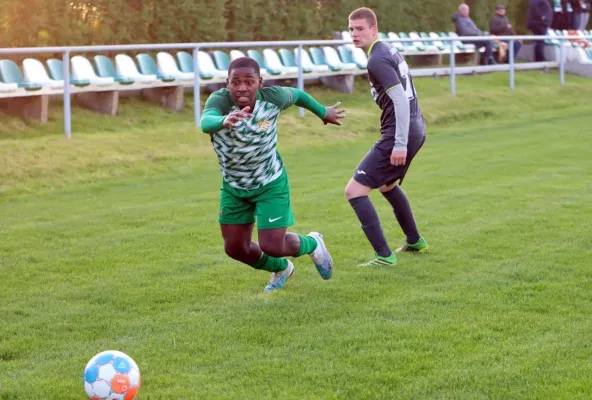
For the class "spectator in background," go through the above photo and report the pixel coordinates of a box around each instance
[527,0,554,61]
[452,3,496,65]
[489,5,522,62]
[571,0,590,30]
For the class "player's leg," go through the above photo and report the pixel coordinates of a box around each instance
[379,118,428,253]
[345,142,396,266]
[256,171,333,279]
[218,182,292,292]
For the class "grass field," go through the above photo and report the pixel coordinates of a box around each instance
[1,71,591,399]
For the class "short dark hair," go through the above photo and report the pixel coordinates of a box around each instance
[228,56,260,76]
[348,7,377,27]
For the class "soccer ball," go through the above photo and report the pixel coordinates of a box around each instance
[83,350,141,400]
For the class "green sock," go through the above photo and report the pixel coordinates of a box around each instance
[250,253,287,273]
[295,234,318,257]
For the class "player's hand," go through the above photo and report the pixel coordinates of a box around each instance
[390,149,407,166]
[323,102,346,125]
[223,106,253,128]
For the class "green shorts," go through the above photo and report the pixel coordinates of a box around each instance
[218,170,295,230]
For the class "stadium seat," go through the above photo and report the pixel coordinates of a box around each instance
[71,56,115,86]
[115,54,157,83]
[447,32,475,52]
[46,59,90,87]
[197,51,228,78]
[263,48,299,74]
[247,49,282,75]
[322,47,357,70]
[293,48,330,72]
[278,48,312,73]
[337,46,367,69]
[135,54,176,82]
[308,47,342,71]
[387,32,407,52]
[229,49,269,75]
[400,32,425,51]
[94,55,134,84]
[212,51,231,71]
[158,52,197,81]
[378,32,388,40]
[23,58,64,89]
[410,31,439,52]
[0,80,18,92]
[0,60,43,90]
[426,32,446,51]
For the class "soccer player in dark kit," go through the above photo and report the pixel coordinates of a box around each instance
[200,57,345,292]
[345,7,428,266]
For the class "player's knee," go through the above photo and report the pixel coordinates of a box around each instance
[344,181,368,200]
[224,241,250,261]
[259,241,284,258]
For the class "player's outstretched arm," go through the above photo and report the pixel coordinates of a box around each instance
[287,88,346,126]
[200,92,252,134]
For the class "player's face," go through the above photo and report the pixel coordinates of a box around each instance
[349,18,377,50]
[227,67,263,109]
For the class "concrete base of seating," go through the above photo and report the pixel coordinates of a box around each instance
[320,74,355,94]
[408,54,442,67]
[0,95,49,123]
[517,43,561,63]
[141,86,184,112]
[74,90,119,116]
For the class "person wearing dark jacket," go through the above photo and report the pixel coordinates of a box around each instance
[571,0,590,30]
[452,3,496,65]
[489,5,522,62]
[527,0,554,61]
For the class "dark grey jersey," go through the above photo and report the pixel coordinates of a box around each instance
[367,41,421,146]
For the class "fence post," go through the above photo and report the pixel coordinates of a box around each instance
[63,51,71,138]
[193,47,201,126]
[559,39,565,85]
[509,39,515,90]
[450,39,456,96]
[297,44,304,117]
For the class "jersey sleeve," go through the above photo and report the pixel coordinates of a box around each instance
[261,86,327,119]
[368,54,402,93]
[200,90,231,134]
[260,86,296,110]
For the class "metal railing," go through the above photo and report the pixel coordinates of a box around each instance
[0,34,588,138]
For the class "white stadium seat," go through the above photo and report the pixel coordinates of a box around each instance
[71,56,114,86]
[115,54,157,83]
[294,48,329,72]
[322,46,357,70]
[230,50,269,76]
[263,49,298,74]
[197,51,227,78]
[23,58,64,89]
[156,52,194,81]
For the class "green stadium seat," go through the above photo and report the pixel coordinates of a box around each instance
[197,51,227,78]
[263,48,299,74]
[293,48,330,72]
[337,45,367,69]
[93,55,135,84]
[378,32,388,40]
[229,50,270,76]
[308,47,342,71]
[447,32,474,52]
[422,32,445,50]
[212,51,231,71]
[247,49,282,75]
[278,48,312,73]
[0,60,43,90]
[46,59,90,87]
[135,54,176,82]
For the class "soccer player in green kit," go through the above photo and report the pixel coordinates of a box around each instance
[200,57,345,292]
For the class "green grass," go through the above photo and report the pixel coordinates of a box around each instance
[1,71,591,399]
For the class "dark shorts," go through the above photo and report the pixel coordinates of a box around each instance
[353,116,426,189]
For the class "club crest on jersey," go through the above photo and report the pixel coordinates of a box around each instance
[257,119,271,132]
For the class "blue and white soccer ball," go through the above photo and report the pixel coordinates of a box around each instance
[83,350,141,400]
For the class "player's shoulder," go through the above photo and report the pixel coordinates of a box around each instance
[368,41,397,67]
[259,86,294,107]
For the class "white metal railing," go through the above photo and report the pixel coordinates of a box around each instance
[0,34,588,137]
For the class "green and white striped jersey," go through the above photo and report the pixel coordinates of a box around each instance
[202,86,298,191]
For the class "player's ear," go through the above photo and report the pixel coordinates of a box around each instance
[258,77,263,89]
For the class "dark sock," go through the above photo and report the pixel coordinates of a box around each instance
[250,253,287,273]
[295,234,317,257]
[348,196,391,257]
[381,186,421,244]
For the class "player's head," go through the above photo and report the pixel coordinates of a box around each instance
[495,4,506,16]
[227,57,263,109]
[458,3,470,17]
[348,7,378,51]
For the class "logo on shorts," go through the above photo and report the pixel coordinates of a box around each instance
[258,119,271,132]
[356,170,367,175]
[268,216,282,223]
